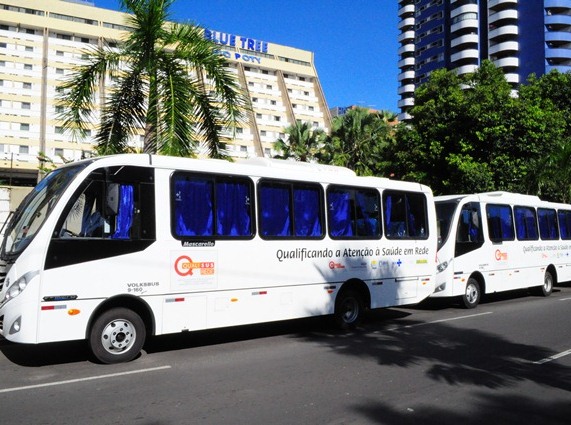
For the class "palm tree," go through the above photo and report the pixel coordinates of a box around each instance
[273,121,325,162]
[318,107,395,176]
[57,0,248,158]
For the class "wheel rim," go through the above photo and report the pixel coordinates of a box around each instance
[100,318,137,355]
[340,297,359,324]
[466,283,478,304]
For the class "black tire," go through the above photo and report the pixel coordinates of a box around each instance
[462,278,481,309]
[537,270,554,297]
[89,308,146,364]
[334,290,364,330]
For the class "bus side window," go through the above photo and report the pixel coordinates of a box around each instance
[538,208,559,240]
[383,190,428,240]
[455,203,484,257]
[486,204,515,242]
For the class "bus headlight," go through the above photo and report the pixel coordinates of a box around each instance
[436,261,449,273]
[3,271,39,304]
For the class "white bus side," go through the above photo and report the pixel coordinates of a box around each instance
[433,191,571,308]
[0,155,436,363]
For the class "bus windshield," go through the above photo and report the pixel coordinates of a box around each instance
[1,162,90,259]
[435,201,459,249]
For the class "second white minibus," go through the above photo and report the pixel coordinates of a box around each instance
[433,191,571,308]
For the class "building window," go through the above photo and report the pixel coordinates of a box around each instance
[56,68,64,74]
[19,145,29,154]
[54,148,64,156]
[55,126,64,134]
[261,130,267,136]
[256,113,262,119]
[266,85,272,89]
[25,46,33,52]
[240,145,247,152]
[24,64,32,71]
[20,123,30,131]
[274,116,281,122]
[270,100,276,105]
[21,102,31,110]
[56,50,64,56]
[23,82,32,89]
[0,42,7,48]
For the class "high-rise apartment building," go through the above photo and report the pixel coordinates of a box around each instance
[0,0,331,184]
[398,0,571,120]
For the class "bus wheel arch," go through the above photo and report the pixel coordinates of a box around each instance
[334,279,370,330]
[87,296,155,364]
[462,273,485,309]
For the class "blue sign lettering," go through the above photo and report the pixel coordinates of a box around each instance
[205,29,268,54]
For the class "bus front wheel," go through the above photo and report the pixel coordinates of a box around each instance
[334,290,364,329]
[89,308,146,364]
[462,278,481,309]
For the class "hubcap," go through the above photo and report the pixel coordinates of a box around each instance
[466,284,478,304]
[100,319,136,355]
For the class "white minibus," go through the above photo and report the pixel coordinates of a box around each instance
[0,155,436,363]
[434,191,571,308]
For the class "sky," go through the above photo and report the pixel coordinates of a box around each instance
[91,0,400,112]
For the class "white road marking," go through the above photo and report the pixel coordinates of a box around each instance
[0,365,171,394]
[532,349,571,365]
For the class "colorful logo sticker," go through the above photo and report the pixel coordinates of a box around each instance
[174,255,215,277]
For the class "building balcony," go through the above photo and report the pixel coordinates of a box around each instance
[488,9,518,26]
[504,73,520,84]
[489,25,518,40]
[545,47,571,61]
[455,64,479,75]
[451,49,479,63]
[398,70,415,81]
[398,30,415,43]
[398,17,415,30]
[545,0,571,11]
[493,56,519,68]
[489,0,517,8]
[545,14,571,29]
[398,84,415,95]
[398,97,415,109]
[489,41,519,56]
[398,57,415,69]
[451,4,479,19]
[451,19,479,34]
[546,64,571,73]
[398,4,415,17]
[398,43,415,55]
[451,33,479,48]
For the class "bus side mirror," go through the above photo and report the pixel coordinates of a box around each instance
[106,183,119,215]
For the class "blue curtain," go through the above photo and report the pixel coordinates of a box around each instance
[328,190,353,237]
[260,185,291,236]
[538,209,559,240]
[216,181,251,236]
[175,179,213,236]
[111,185,134,239]
[294,187,322,237]
[514,207,538,240]
[559,211,571,240]
[355,191,379,237]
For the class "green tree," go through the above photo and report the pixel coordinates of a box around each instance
[317,107,396,176]
[273,121,326,162]
[390,61,564,196]
[58,0,248,158]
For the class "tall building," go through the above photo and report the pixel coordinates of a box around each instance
[0,0,331,184]
[398,0,571,120]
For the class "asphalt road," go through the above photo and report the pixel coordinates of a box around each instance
[1,285,570,425]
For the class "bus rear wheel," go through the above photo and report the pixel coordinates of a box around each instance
[537,270,554,297]
[89,308,146,364]
[334,290,364,329]
[462,278,481,309]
